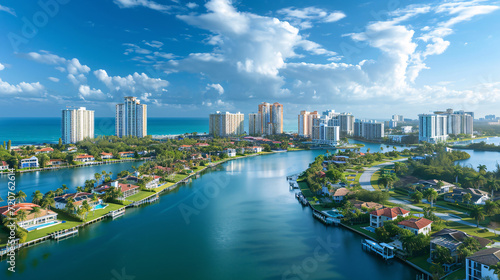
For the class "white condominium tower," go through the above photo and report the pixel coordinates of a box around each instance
[311,111,340,146]
[209,111,244,137]
[418,109,473,143]
[115,96,147,138]
[258,102,283,135]
[62,107,94,144]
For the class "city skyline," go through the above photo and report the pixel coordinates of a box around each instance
[0,0,499,120]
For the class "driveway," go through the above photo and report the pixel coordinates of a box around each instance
[358,158,408,191]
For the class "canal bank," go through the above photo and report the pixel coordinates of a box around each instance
[0,150,418,280]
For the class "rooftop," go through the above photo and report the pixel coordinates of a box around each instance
[467,248,500,266]
[398,218,433,230]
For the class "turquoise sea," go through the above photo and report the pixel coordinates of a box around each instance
[0,117,297,145]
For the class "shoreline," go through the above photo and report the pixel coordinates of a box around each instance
[0,150,283,259]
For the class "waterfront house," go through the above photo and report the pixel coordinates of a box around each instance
[0,161,9,171]
[444,188,490,205]
[369,207,410,228]
[417,179,455,194]
[34,147,54,154]
[431,229,491,264]
[155,166,173,174]
[466,248,500,280]
[19,156,39,168]
[112,181,140,199]
[397,218,433,235]
[74,154,95,162]
[0,203,58,230]
[331,188,351,203]
[100,152,113,159]
[66,146,78,152]
[143,175,161,189]
[46,159,66,167]
[119,151,135,158]
[54,192,102,211]
[250,146,263,153]
[224,148,237,157]
[92,185,111,195]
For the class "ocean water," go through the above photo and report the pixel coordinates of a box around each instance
[0,117,209,145]
[0,117,297,145]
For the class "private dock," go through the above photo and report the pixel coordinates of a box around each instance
[362,239,395,260]
[51,229,78,240]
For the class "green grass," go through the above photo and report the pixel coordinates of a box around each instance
[347,223,378,240]
[444,267,465,280]
[371,171,381,191]
[407,254,432,273]
[173,173,190,182]
[126,191,155,202]
[446,221,500,242]
[154,182,175,192]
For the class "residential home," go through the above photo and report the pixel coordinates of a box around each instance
[34,147,54,154]
[250,146,263,153]
[19,156,39,168]
[74,154,95,162]
[353,201,384,212]
[178,145,193,151]
[369,207,410,228]
[190,153,202,160]
[331,188,351,203]
[112,181,140,199]
[0,161,9,171]
[417,179,455,194]
[155,166,173,174]
[466,248,500,280]
[47,159,66,167]
[0,203,58,230]
[468,188,490,205]
[66,146,78,152]
[431,228,491,264]
[397,218,433,235]
[143,175,162,189]
[54,192,101,211]
[100,152,113,159]
[224,148,237,157]
[119,151,135,158]
[92,185,111,195]
[195,143,209,147]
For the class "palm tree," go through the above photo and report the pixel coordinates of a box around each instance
[45,190,55,198]
[81,200,91,220]
[55,188,63,196]
[76,186,83,193]
[15,191,27,203]
[31,190,43,205]
[94,172,102,182]
[424,188,438,208]
[478,164,487,175]
[16,209,28,223]
[62,184,69,194]
[65,197,76,213]
[40,197,54,210]
[470,205,485,227]
[31,207,41,223]
[486,179,500,198]
[76,207,85,220]
[484,200,499,216]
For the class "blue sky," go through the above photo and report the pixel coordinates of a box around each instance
[0,0,499,121]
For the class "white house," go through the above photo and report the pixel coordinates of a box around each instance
[74,154,95,162]
[224,148,237,157]
[466,248,500,280]
[369,207,410,228]
[19,156,39,168]
[100,152,113,159]
[397,218,433,235]
[251,146,263,153]
[0,203,58,231]
[143,175,161,189]
[0,161,9,171]
[54,192,101,211]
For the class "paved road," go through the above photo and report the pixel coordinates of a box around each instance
[358,158,408,191]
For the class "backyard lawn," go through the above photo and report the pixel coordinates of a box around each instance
[126,191,155,202]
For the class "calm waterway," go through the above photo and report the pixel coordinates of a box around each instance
[454,137,500,171]
[0,151,418,279]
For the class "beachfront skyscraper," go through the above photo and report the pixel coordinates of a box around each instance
[248,113,262,136]
[418,109,473,143]
[298,110,318,138]
[258,102,283,135]
[115,96,147,138]
[62,107,94,144]
[209,111,244,137]
[311,113,340,146]
[354,120,384,140]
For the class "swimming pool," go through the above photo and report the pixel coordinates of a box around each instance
[25,221,58,231]
[92,204,108,210]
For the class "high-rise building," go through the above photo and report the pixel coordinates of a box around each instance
[62,107,94,144]
[115,96,147,138]
[485,114,496,121]
[248,113,262,136]
[258,102,283,135]
[311,113,340,146]
[354,120,384,140]
[392,115,404,122]
[209,111,244,137]
[418,109,473,143]
[418,114,448,143]
[338,113,355,136]
[298,110,318,138]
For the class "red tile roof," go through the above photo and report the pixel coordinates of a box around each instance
[35,147,54,152]
[180,145,192,148]
[118,183,140,192]
[100,152,113,156]
[75,154,94,159]
[119,151,134,154]
[1,161,7,166]
[370,207,410,218]
[398,218,433,230]
[195,143,209,146]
